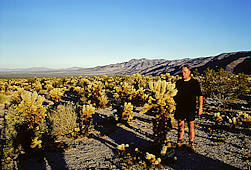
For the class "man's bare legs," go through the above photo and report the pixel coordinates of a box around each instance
[176,120,185,147]
[188,121,195,142]
[177,120,184,147]
[178,120,195,141]
[178,120,185,141]
[177,120,195,151]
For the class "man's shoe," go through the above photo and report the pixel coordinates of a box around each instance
[189,141,195,152]
[176,140,183,148]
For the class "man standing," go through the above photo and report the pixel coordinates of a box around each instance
[174,65,203,151]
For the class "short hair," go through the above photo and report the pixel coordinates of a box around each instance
[181,64,191,71]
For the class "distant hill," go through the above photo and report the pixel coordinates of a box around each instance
[138,51,251,76]
[0,51,250,78]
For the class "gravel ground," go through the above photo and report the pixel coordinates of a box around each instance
[16,107,250,169]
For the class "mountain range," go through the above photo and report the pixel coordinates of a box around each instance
[0,51,250,77]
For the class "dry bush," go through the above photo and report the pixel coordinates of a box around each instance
[48,103,77,137]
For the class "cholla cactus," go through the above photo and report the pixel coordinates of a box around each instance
[237,112,251,123]
[16,91,46,147]
[3,106,26,168]
[117,143,129,151]
[30,137,42,149]
[16,91,46,130]
[86,81,108,108]
[80,104,95,136]
[2,91,47,168]
[129,87,148,107]
[214,112,223,122]
[145,152,161,166]
[0,93,10,105]
[160,73,180,83]
[45,83,54,91]
[0,80,5,93]
[160,137,172,156]
[232,117,237,125]
[10,87,25,105]
[33,80,43,92]
[140,80,177,145]
[113,102,134,124]
[81,104,95,120]
[49,88,64,103]
[131,73,148,90]
[121,102,134,122]
[113,82,134,102]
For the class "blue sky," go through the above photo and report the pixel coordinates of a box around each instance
[0,0,250,69]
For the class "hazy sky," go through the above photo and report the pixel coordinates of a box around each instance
[0,0,251,69]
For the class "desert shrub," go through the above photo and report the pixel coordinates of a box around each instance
[200,68,250,107]
[48,103,77,137]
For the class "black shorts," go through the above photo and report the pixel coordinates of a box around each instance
[174,110,196,122]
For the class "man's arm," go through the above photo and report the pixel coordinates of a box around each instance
[198,96,203,116]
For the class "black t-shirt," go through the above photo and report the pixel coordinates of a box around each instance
[174,78,202,113]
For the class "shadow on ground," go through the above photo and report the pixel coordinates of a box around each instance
[16,133,68,170]
[169,146,240,170]
[17,151,68,170]
[92,112,152,150]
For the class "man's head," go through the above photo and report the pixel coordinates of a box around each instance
[181,65,191,81]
